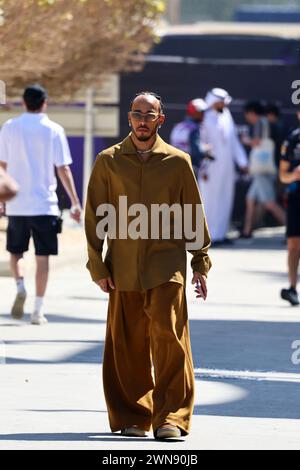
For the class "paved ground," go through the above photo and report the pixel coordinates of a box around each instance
[0,217,300,450]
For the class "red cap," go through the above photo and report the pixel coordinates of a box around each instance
[187,98,208,116]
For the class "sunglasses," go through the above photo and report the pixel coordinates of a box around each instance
[130,111,161,122]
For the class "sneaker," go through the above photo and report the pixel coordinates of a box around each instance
[280,288,299,306]
[155,425,181,439]
[121,426,147,437]
[11,292,27,319]
[31,311,48,325]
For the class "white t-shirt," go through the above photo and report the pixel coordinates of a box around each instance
[0,112,72,216]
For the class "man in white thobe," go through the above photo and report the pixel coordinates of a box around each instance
[198,88,248,244]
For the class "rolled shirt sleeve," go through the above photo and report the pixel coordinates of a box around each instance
[53,126,73,167]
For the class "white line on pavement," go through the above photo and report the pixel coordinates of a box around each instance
[194,368,300,383]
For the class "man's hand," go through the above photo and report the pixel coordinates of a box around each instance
[56,165,81,222]
[70,204,82,223]
[192,271,207,301]
[95,277,115,293]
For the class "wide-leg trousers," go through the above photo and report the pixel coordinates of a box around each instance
[102,281,195,435]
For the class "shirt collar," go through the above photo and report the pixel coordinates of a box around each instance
[120,133,169,156]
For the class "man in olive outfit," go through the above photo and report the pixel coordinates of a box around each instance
[85,92,212,439]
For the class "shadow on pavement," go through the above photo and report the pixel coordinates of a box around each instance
[212,234,286,251]
[190,318,300,420]
[240,269,289,281]
[194,376,300,419]
[4,340,104,364]
[2,318,300,421]
[0,432,185,443]
[189,301,288,309]
[0,313,106,325]
[190,319,300,373]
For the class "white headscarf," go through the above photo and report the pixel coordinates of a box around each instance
[205,88,232,108]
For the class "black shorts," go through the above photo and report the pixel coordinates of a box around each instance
[6,216,59,256]
[287,194,300,238]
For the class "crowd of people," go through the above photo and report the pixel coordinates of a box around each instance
[170,88,300,305]
[171,90,289,243]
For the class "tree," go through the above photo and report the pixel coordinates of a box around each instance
[0,0,165,100]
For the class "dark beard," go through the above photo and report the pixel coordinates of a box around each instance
[136,134,152,142]
[133,123,159,141]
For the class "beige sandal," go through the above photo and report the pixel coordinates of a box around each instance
[155,425,181,439]
[121,426,147,437]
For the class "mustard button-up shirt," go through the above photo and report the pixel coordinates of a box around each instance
[85,134,212,291]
